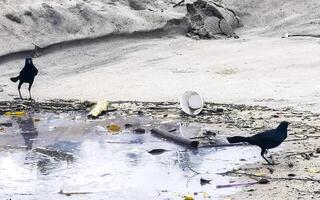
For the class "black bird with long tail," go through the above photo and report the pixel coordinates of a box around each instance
[227,121,289,165]
[10,58,38,99]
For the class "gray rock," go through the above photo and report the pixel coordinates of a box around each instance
[185,0,241,39]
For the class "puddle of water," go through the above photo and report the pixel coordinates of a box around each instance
[0,112,261,199]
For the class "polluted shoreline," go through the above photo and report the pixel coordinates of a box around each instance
[0,99,320,199]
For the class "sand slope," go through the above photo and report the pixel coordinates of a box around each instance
[1,0,320,112]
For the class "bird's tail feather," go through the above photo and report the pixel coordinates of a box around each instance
[227,136,250,144]
[10,76,19,82]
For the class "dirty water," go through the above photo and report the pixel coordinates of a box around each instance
[0,112,261,200]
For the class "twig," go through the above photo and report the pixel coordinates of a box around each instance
[284,150,315,158]
[173,0,185,7]
[219,171,320,183]
[59,190,91,196]
[283,34,320,38]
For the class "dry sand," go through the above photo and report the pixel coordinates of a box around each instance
[1,0,320,199]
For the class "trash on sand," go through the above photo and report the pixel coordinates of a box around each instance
[180,91,204,115]
[306,167,320,174]
[87,101,109,119]
[200,178,211,186]
[148,149,168,155]
[0,127,5,132]
[107,124,121,134]
[59,190,92,196]
[184,195,194,200]
[254,172,266,177]
[4,111,26,116]
[151,128,199,148]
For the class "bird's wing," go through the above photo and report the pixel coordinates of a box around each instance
[251,129,282,142]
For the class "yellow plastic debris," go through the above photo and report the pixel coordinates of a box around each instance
[254,172,266,177]
[4,111,26,116]
[88,101,109,118]
[107,124,121,134]
[306,167,320,174]
[184,195,194,200]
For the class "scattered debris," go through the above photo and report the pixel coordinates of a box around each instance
[219,171,320,183]
[88,101,109,119]
[217,178,269,189]
[288,162,294,168]
[107,124,121,134]
[148,149,168,155]
[200,178,211,186]
[282,33,320,38]
[151,128,199,148]
[183,195,194,200]
[5,13,22,24]
[306,167,320,174]
[134,128,146,134]
[257,178,270,184]
[4,111,26,116]
[58,190,91,196]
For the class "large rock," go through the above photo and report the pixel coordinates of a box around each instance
[185,0,241,39]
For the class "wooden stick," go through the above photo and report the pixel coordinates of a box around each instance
[151,128,199,148]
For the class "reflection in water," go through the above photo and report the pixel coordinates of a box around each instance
[16,113,38,150]
[0,113,261,199]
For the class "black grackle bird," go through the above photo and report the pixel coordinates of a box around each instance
[10,58,38,99]
[227,121,289,165]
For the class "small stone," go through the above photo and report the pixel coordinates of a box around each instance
[288,162,294,168]
[124,123,133,129]
[134,128,146,134]
[316,148,320,154]
[216,108,224,113]
[0,88,3,92]
[288,173,296,177]
[258,178,270,184]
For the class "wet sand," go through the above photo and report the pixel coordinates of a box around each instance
[0,100,319,199]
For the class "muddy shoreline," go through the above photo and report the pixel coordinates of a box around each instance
[1,99,320,199]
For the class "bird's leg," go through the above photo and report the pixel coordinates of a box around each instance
[28,81,33,100]
[260,149,273,165]
[18,81,23,100]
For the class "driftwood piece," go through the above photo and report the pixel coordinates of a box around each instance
[283,34,320,38]
[151,128,199,148]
